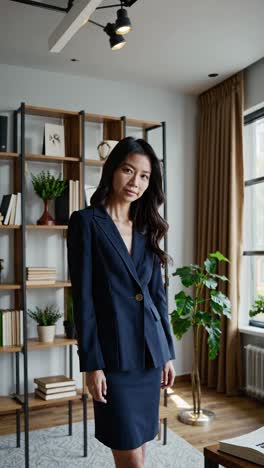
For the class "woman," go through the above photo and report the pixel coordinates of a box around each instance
[67,136,176,468]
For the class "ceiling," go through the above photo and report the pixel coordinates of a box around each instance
[1,0,264,94]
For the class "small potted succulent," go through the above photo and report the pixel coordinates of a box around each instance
[249,294,264,328]
[27,305,63,342]
[63,291,76,339]
[31,170,67,225]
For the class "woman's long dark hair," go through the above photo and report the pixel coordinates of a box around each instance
[90,136,173,267]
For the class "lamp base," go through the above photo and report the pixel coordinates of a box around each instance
[178,408,215,426]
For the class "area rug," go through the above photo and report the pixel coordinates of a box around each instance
[0,419,204,467]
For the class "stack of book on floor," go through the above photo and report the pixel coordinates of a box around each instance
[26,267,56,285]
[34,375,77,400]
[219,426,264,465]
[0,192,21,225]
[0,309,23,346]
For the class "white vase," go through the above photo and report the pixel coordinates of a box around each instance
[37,325,56,343]
[97,140,118,160]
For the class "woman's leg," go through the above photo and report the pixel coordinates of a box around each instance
[111,446,144,468]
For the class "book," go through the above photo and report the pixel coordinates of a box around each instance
[26,280,56,285]
[34,375,75,389]
[35,388,77,400]
[4,194,15,225]
[36,384,76,395]
[55,180,69,224]
[0,116,8,152]
[219,426,264,465]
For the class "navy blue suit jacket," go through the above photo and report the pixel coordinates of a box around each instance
[67,205,176,372]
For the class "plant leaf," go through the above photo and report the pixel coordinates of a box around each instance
[209,251,230,263]
[205,317,221,360]
[210,291,232,319]
[201,277,218,289]
[204,257,217,274]
[173,266,200,287]
[174,291,194,316]
[211,273,229,282]
[171,314,192,340]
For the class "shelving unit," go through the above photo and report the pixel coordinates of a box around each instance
[0,103,168,467]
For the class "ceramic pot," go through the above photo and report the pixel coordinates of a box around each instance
[37,325,56,342]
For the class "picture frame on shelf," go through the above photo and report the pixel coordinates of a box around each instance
[44,123,65,156]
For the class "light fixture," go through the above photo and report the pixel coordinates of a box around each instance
[115,7,132,35]
[105,23,127,50]
[88,20,126,51]
[10,0,138,52]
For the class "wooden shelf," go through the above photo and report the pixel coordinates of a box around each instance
[24,105,79,119]
[126,118,161,129]
[0,224,21,229]
[26,281,71,289]
[85,113,120,124]
[0,396,22,414]
[25,153,80,163]
[85,158,104,167]
[17,389,83,409]
[0,283,21,290]
[26,225,68,230]
[0,152,19,160]
[27,335,77,350]
[0,344,22,353]
[0,335,76,354]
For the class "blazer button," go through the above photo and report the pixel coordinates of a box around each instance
[135,293,144,301]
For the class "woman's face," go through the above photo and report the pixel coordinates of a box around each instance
[111,152,152,203]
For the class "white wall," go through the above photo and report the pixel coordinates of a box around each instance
[0,63,197,394]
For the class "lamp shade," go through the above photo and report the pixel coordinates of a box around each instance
[115,8,132,35]
[104,23,126,50]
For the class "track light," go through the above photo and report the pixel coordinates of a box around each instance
[115,8,132,35]
[104,23,126,50]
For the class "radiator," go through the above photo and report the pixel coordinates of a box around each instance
[245,344,264,400]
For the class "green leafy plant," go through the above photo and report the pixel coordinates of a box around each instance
[249,294,264,318]
[31,170,67,201]
[27,305,63,326]
[171,251,231,418]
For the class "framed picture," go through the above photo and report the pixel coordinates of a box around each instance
[44,123,65,156]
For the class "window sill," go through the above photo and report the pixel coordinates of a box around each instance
[239,325,264,338]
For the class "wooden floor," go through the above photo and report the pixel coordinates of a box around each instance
[0,381,263,453]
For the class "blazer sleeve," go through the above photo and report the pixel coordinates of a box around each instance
[67,210,106,372]
[148,253,176,360]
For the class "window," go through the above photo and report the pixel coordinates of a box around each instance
[241,109,264,327]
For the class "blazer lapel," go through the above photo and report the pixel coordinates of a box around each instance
[92,206,145,287]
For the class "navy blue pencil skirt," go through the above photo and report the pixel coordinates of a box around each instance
[92,341,163,450]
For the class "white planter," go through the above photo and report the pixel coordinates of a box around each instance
[37,325,56,343]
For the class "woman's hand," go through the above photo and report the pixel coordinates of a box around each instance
[86,370,107,403]
[161,360,175,389]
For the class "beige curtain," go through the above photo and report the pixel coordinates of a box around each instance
[195,72,244,395]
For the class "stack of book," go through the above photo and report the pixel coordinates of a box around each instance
[0,309,23,346]
[26,267,56,285]
[34,375,77,400]
[219,426,264,465]
[0,193,21,225]
[55,179,79,224]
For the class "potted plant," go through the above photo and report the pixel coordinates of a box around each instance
[171,251,231,426]
[249,294,264,328]
[31,170,67,225]
[63,291,76,339]
[27,305,63,342]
